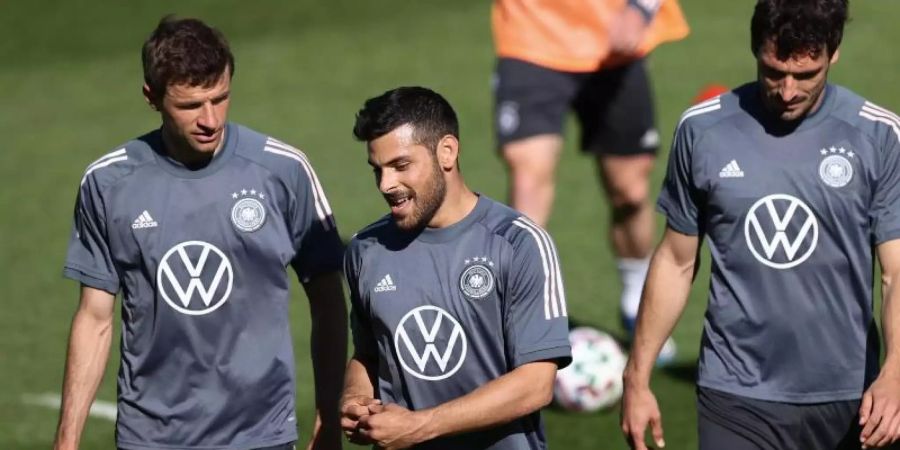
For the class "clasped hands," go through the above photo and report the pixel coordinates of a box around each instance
[340,395,434,450]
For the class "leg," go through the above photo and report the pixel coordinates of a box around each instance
[503,134,563,227]
[596,153,656,260]
[596,153,656,328]
[575,58,661,336]
[493,58,578,227]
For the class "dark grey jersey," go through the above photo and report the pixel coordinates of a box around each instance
[658,83,900,403]
[64,123,343,449]
[345,196,571,450]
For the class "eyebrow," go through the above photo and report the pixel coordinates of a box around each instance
[172,91,230,107]
[368,155,409,167]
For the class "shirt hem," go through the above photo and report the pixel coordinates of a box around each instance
[696,380,863,404]
[655,201,699,236]
[116,434,297,450]
[63,266,119,294]
[515,345,572,369]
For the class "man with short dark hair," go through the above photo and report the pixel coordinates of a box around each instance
[53,16,346,450]
[340,86,571,449]
[621,0,900,449]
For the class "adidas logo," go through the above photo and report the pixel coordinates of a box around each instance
[131,210,158,229]
[719,160,744,178]
[373,274,397,293]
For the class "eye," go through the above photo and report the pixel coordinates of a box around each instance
[395,161,410,171]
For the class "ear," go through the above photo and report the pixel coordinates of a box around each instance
[143,83,160,111]
[435,135,459,171]
[830,48,840,65]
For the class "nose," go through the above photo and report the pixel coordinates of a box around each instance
[197,102,219,131]
[377,169,396,194]
[780,76,798,103]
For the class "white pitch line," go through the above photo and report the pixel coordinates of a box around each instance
[22,393,117,421]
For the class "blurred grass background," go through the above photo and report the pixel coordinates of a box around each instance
[1,0,898,448]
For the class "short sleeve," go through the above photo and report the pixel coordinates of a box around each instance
[505,219,572,369]
[871,125,900,244]
[656,121,702,235]
[288,156,344,282]
[63,177,120,294]
[344,243,378,359]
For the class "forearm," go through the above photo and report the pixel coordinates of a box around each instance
[306,273,348,430]
[881,270,900,376]
[310,315,347,430]
[54,309,113,449]
[342,356,376,401]
[624,243,695,387]
[419,361,557,441]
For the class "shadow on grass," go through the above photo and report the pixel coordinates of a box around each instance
[566,315,698,386]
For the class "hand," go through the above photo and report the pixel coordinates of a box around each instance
[607,6,649,56]
[621,383,665,450]
[859,372,900,449]
[357,403,433,450]
[340,395,381,445]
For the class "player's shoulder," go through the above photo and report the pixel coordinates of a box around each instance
[78,130,159,191]
[674,83,748,136]
[477,196,556,251]
[230,123,322,183]
[347,215,394,256]
[830,85,900,145]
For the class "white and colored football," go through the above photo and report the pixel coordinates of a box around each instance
[553,327,628,412]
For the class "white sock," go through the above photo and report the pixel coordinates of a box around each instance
[617,257,651,321]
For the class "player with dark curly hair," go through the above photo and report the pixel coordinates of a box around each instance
[620,1,900,449]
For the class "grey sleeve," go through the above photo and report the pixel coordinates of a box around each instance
[504,224,572,369]
[871,127,900,244]
[344,243,377,359]
[62,178,119,294]
[289,160,344,282]
[657,122,702,235]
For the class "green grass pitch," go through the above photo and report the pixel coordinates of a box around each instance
[1,1,898,448]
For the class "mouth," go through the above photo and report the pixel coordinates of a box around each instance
[386,194,412,215]
[193,129,220,145]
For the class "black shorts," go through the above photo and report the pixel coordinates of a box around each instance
[697,387,862,450]
[493,57,658,156]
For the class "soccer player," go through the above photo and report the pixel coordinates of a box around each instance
[340,87,571,449]
[621,1,900,449]
[53,16,347,450]
[491,0,689,356]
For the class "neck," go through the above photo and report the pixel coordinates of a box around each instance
[427,175,478,229]
[160,127,220,168]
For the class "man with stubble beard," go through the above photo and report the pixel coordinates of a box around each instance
[339,86,572,450]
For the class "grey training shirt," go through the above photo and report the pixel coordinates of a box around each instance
[658,83,900,403]
[345,195,571,450]
[64,123,343,449]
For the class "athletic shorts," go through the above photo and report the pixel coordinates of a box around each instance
[697,387,862,450]
[493,57,659,156]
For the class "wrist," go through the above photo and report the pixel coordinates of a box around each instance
[878,359,900,379]
[415,408,439,442]
[623,365,652,389]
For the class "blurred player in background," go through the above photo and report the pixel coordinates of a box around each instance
[341,86,571,449]
[54,16,346,450]
[491,0,689,357]
[621,0,900,449]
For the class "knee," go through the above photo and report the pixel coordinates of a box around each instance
[608,179,650,216]
[504,153,556,193]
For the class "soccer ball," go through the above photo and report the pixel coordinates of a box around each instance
[553,327,627,412]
